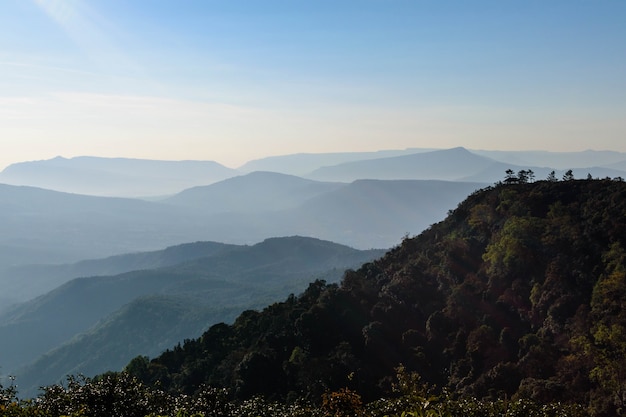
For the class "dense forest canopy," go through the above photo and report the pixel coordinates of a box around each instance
[3,177,626,416]
[117,178,626,415]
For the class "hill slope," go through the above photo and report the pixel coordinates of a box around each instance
[2,237,384,395]
[1,241,236,304]
[306,147,499,182]
[0,183,212,268]
[15,295,242,395]
[275,179,486,247]
[163,171,343,213]
[0,177,484,277]
[130,179,626,416]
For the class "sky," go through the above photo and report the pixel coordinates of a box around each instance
[1,0,625,169]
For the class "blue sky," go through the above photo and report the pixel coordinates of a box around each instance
[1,0,625,168]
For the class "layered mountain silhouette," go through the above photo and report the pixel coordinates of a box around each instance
[163,171,343,213]
[4,149,626,198]
[0,176,485,282]
[473,149,626,170]
[1,241,237,305]
[307,147,498,181]
[2,149,626,416]
[306,147,626,183]
[3,148,625,306]
[1,236,384,396]
[238,149,434,176]
[0,183,209,269]
[0,156,238,197]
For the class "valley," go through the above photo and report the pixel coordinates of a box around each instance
[1,147,626,415]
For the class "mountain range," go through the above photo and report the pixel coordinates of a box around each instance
[0,174,485,292]
[1,236,385,397]
[0,156,237,197]
[306,147,626,183]
[3,146,626,410]
[238,148,436,176]
[3,148,626,198]
[306,147,497,181]
[163,171,344,213]
[1,149,623,267]
[0,241,237,308]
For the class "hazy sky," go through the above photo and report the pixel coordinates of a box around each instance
[1,0,625,169]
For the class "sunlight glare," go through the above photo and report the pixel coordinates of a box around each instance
[32,0,138,73]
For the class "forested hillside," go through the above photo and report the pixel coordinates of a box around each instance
[1,237,384,397]
[124,178,626,416]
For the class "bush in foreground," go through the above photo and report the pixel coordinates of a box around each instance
[1,368,587,417]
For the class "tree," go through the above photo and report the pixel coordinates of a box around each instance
[517,170,529,184]
[504,169,518,184]
[527,169,535,182]
[125,356,151,382]
[563,170,574,181]
[547,171,557,182]
[589,324,626,412]
[0,377,18,407]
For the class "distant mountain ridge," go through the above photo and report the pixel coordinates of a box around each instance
[163,171,344,213]
[3,149,626,198]
[276,179,487,245]
[0,156,238,197]
[0,176,486,277]
[305,147,626,183]
[238,148,435,176]
[472,149,626,169]
[3,148,626,304]
[1,241,237,304]
[239,148,626,177]
[0,183,211,268]
[307,147,498,181]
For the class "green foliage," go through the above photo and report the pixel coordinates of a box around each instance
[0,381,17,407]
[36,373,171,417]
[570,241,626,415]
[0,372,588,417]
[482,215,544,278]
[6,180,621,417]
[8,236,385,398]
[120,180,626,415]
[370,365,449,417]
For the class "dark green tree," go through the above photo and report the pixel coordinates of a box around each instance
[517,170,529,184]
[504,169,518,184]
